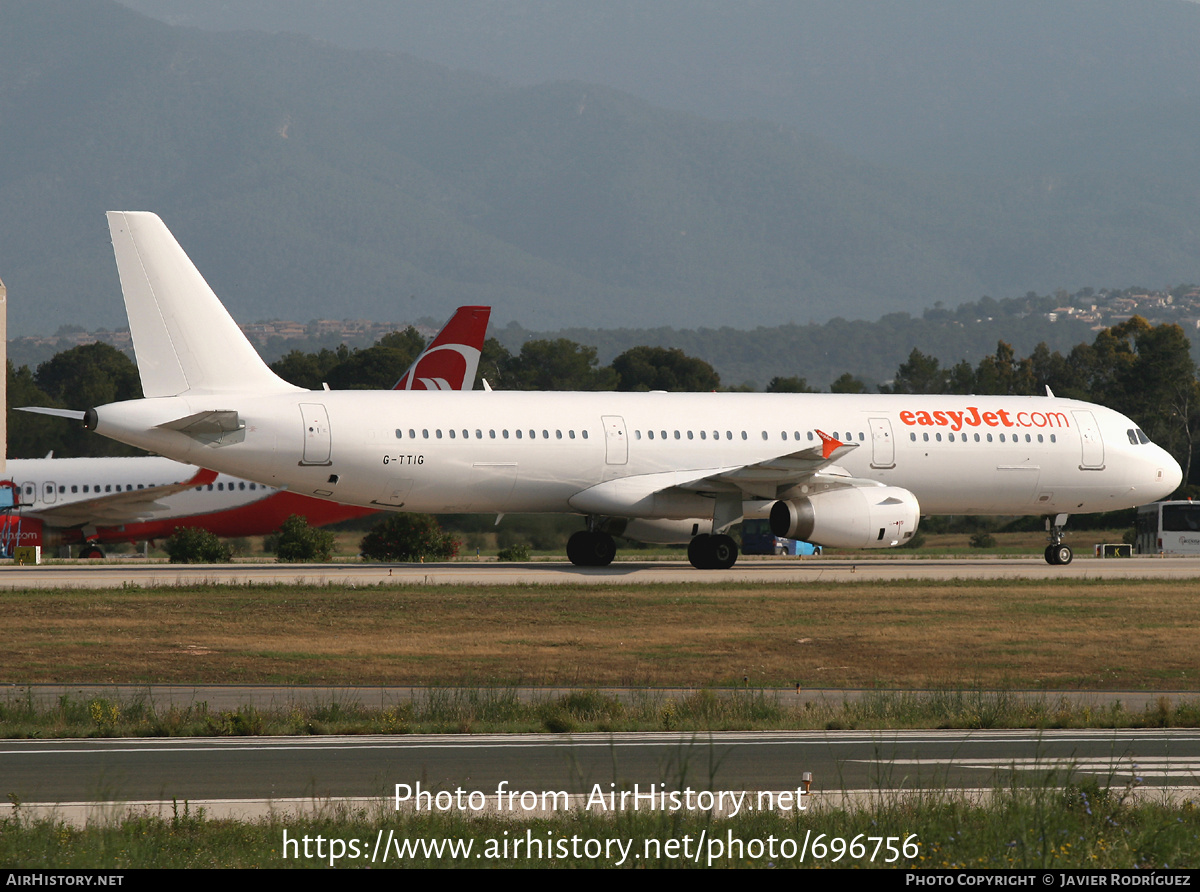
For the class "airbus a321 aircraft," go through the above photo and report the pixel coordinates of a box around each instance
[7,304,491,556]
[77,212,1182,569]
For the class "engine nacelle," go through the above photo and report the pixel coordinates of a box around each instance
[769,486,920,549]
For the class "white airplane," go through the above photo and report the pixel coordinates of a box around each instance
[77,212,1183,569]
[7,304,491,557]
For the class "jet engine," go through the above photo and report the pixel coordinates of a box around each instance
[769,486,920,549]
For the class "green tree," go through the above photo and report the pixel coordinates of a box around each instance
[972,341,1037,395]
[270,345,348,390]
[828,373,869,394]
[612,346,719,391]
[504,339,617,391]
[476,337,513,390]
[7,362,62,459]
[274,514,335,562]
[766,376,816,393]
[880,349,947,394]
[360,514,459,562]
[35,342,142,408]
[164,527,232,563]
[14,344,145,458]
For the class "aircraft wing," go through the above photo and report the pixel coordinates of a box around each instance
[25,468,219,528]
[569,430,861,515]
[702,430,860,499]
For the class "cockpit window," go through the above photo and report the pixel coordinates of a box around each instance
[1128,429,1138,445]
[1137,429,1150,444]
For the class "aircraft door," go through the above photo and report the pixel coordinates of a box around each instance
[300,403,332,466]
[602,415,628,465]
[42,482,57,504]
[869,417,895,468]
[1072,410,1105,469]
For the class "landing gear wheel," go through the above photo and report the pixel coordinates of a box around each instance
[567,531,616,567]
[708,534,738,570]
[1044,544,1073,565]
[79,545,105,560]
[688,534,738,570]
[688,534,712,569]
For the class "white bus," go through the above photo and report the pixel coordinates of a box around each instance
[1135,501,1200,555]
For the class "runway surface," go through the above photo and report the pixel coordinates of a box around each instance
[3,555,1199,588]
[4,730,1199,824]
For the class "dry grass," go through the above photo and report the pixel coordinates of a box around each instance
[1,579,1197,689]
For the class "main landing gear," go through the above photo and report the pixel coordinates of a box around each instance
[566,530,616,567]
[78,544,106,560]
[687,533,738,570]
[1044,513,1072,565]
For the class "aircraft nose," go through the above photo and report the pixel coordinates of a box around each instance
[1155,451,1183,496]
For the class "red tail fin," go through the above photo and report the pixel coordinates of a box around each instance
[393,306,491,391]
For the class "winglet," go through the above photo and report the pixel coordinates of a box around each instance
[393,306,490,391]
[814,429,844,460]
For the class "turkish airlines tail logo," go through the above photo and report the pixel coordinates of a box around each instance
[393,306,491,391]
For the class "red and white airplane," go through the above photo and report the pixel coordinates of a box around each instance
[7,304,490,557]
[80,212,1183,568]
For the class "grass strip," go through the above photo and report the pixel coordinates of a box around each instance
[4,688,1200,737]
[2,579,1199,689]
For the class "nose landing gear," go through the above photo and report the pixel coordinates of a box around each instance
[1044,514,1072,565]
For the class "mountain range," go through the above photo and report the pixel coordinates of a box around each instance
[1,0,1198,335]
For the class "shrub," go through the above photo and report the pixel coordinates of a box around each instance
[969,532,997,549]
[496,543,531,561]
[164,526,232,563]
[274,514,335,563]
[360,513,459,562]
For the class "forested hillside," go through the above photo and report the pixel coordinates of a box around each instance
[2,1,1199,337]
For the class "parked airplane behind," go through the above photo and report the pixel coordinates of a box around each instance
[83,212,1183,569]
[0,459,373,556]
[8,304,491,557]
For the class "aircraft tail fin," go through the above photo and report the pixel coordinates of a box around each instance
[393,306,491,391]
[106,212,302,398]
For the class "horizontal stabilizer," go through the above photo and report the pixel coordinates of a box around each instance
[16,406,86,421]
[156,410,245,447]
